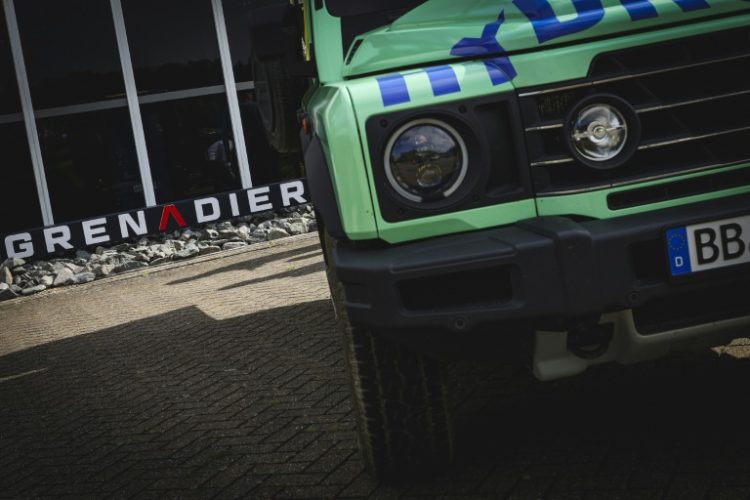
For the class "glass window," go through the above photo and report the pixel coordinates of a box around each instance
[122,0,224,95]
[0,5,21,115]
[123,0,242,202]
[222,0,253,82]
[0,121,44,234]
[237,89,301,185]
[38,109,144,223]
[14,0,144,223]
[0,6,43,234]
[142,94,241,203]
[14,0,127,109]
[224,0,303,185]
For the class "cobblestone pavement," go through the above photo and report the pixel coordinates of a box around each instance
[2,233,750,499]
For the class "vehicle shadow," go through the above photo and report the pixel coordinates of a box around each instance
[165,242,322,287]
[1,295,749,498]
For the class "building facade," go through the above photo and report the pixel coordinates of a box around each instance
[1,0,297,238]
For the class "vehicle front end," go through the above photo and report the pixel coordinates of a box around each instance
[302,0,750,478]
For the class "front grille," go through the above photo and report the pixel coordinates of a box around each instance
[608,165,750,210]
[519,26,750,196]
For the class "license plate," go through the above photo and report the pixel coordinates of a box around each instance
[666,214,750,277]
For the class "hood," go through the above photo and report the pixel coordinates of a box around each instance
[341,0,750,78]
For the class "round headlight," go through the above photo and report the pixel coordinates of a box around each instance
[566,95,640,170]
[385,119,468,203]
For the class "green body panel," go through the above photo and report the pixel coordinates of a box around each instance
[311,0,750,83]
[307,1,750,243]
[310,7,345,85]
[307,86,378,239]
[343,59,537,244]
[537,163,750,218]
[346,0,749,78]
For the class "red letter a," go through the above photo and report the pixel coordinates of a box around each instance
[159,204,187,232]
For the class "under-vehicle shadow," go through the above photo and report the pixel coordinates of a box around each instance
[444,348,750,496]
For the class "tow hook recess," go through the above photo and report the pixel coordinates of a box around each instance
[566,319,615,360]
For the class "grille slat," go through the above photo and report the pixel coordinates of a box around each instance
[637,88,750,113]
[639,125,750,151]
[520,26,750,199]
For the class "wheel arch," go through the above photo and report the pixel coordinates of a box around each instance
[304,134,346,240]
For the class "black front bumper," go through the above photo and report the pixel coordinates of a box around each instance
[333,194,750,334]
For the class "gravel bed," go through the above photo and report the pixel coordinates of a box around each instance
[0,205,318,301]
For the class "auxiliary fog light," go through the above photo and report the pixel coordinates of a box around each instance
[567,96,639,169]
[385,118,468,203]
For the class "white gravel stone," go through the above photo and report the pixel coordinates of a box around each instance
[1,266,12,286]
[174,246,200,260]
[113,261,149,273]
[222,242,247,250]
[199,246,222,256]
[53,268,76,287]
[21,284,46,296]
[267,228,290,241]
[0,282,17,301]
[3,258,26,268]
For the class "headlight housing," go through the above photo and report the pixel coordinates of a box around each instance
[365,95,531,223]
[384,119,469,203]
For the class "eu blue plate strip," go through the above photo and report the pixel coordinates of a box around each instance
[666,227,693,276]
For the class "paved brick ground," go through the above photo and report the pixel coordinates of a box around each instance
[2,233,750,499]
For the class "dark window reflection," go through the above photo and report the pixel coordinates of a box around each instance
[223,0,253,82]
[14,0,126,109]
[238,90,301,185]
[142,94,242,203]
[0,6,22,115]
[122,0,223,94]
[1,123,43,234]
[1,10,41,234]
[39,109,144,223]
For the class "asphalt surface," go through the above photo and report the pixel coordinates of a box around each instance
[2,233,750,499]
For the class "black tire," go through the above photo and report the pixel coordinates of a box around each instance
[321,230,455,480]
[253,57,307,153]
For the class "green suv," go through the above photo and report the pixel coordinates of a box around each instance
[259,0,750,480]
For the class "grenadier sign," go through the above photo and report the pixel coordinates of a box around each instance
[1,179,309,261]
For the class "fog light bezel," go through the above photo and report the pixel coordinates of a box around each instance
[564,94,641,170]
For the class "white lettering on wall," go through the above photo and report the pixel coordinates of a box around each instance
[281,181,307,207]
[119,211,148,239]
[195,197,221,224]
[248,187,272,212]
[229,193,240,217]
[82,218,111,246]
[44,226,74,253]
[5,233,34,259]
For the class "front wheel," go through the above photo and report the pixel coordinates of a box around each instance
[322,231,455,480]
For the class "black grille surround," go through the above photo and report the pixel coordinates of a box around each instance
[519,26,750,199]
